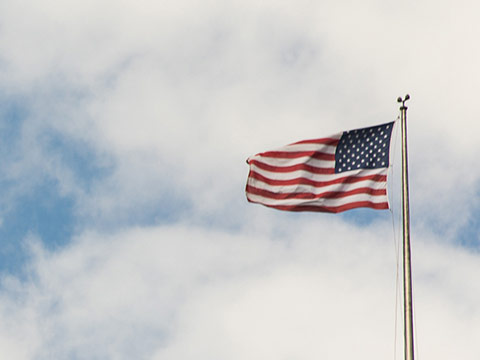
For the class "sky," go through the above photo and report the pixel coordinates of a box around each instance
[0,0,480,359]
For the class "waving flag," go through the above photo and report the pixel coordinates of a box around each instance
[245,122,395,213]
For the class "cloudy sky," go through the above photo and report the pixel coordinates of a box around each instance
[1,0,480,359]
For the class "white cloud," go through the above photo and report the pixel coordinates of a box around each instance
[3,0,479,226]
[0,222,478,359]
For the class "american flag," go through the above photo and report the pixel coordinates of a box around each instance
[245,121,395,213]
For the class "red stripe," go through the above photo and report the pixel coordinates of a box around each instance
[246,199,389,213]
[249,159,335,174]
[248,170,387,187]
[291,138,340,146]
[256,151,335,160]
[246,185,386,200]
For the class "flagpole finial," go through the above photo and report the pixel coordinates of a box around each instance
[397,94,410,109]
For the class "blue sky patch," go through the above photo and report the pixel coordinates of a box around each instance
[0,179,75,275]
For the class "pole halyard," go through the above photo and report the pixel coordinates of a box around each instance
[397,94,414,360]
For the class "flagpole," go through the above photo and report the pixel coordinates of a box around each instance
[397,94,414,360]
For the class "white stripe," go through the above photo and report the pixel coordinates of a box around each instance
[249,141,339,158]
[249,165,387,182]
[246,192,388,208]
[252,156,335,168]
[247,176,386,195]
[290,134,342,146]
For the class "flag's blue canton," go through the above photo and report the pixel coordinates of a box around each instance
[334,122,394,174]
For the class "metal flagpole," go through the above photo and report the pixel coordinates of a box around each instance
[397,94,414,360]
